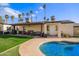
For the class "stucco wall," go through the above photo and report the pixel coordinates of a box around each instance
[47,23,58,35]
[15,26,23,31]
[74,26,79,36]
[12,23,74,36]
[47,23,74,36]
[3,25,11,31]
[25,25,42,32]
[60,23,74,36]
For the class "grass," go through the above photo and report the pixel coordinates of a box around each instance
[0,35,32,56]
[0,45,19,56]
[73,36,79,38]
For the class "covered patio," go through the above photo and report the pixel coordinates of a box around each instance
[11,22,62,38]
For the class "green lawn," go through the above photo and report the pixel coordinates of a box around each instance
[0,35,32,56]
[73,36,79,38]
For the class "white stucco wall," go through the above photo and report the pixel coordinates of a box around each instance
[26,25,42,32]
[60,23,74,36]
[3,24,12,32]
[47,23,74,36]
[47,23,57,35]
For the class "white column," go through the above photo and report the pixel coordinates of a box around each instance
[44,24,47,34]
[58,23,61,38]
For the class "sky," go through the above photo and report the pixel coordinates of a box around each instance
[0,3,79,23]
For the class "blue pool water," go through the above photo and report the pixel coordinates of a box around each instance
[39,41,79,56]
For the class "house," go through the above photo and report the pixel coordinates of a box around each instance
[74,23,79,36]
[11,20,75,38]
[3,24,12,32]
[0,16,3,31]
[0,17,12,32]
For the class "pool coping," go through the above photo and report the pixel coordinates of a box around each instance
[19,38,79,56]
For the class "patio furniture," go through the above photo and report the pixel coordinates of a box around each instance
[32,31,42,36]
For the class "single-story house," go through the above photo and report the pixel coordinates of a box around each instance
[11,20,76,38]
[74,23,79,36]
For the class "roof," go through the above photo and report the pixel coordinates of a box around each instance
[10,22,44,26]
[10,20,74,26]
[46,20,74,24]
[74,23,79,27]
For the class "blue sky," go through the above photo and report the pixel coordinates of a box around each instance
[1,3,79,23]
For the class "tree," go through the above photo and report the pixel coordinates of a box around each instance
[29,10,33,22]
[43,4,46,21]
[11,15,14,24]
[26,12,29,23]
[5,15,9,24]
[0,16,4,34]
[22,13,25,22]
[21,13,25,34]
[22,13,25,17]
[26,12,29,18]
[35,11,38,22]
[47,18,49,22]
[18,14,23,23]
[0,16,3,31]
[0,16,2,23]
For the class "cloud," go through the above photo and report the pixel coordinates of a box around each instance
[0,3,9,7]
[0,3,21,18]
[32,14,36,17]
[4,7,21,18]
[39,6,44,10]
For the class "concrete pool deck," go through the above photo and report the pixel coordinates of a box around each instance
[19,38,79,56]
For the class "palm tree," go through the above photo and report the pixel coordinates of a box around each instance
[26,12,29,17]
[22,13,25,34]
[35,11,38,22]
[47,18,49,22]
[0,16,4,34]
[0,16,2,19]
[5,15,9,24]
[0,16,2,23]
[0,16,3,31]
[26,12,29,23]
[29,10,33,22]
[43,4,46,21]
[22,13,25,17]
[18,14,22,23]
[22,13,25,22]
[11,15,14,24]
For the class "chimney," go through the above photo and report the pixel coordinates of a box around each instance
[51,16,55,22]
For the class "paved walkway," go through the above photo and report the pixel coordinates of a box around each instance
[19,38,79,56]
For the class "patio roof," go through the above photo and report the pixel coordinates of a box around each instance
[10,20,74,26]
[10,22,44,26]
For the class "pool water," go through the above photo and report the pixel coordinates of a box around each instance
[39,41,79,56]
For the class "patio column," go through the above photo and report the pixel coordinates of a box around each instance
[13,25,15,30]
[41,24,43,33]
[57,23,61,38]
[44,23,47,34]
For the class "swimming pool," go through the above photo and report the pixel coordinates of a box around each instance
[39,41,79,56]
